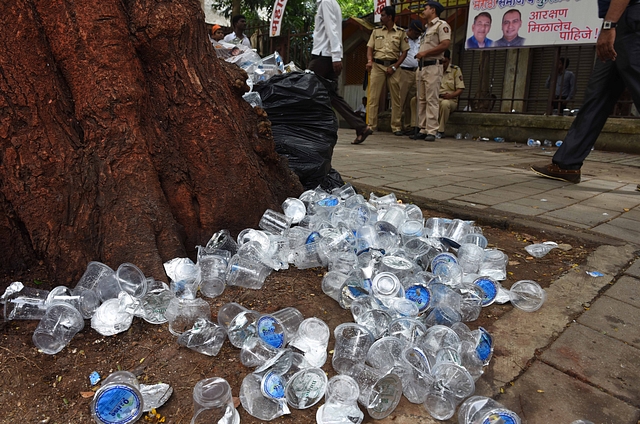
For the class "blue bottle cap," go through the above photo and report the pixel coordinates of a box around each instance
[256,315,285,348]
[317,196,339,207]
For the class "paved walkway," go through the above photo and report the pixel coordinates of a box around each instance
[332,130,640,423]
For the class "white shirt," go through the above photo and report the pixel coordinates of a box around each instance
[402,32,420,68]
[223,32,252,48]
[312,0,343,62]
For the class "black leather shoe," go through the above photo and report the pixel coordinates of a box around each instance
[530,163,581,183]
[425,134,436,142]
[394,131,404,136]
[410,133,427,140]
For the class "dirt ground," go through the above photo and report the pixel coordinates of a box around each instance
[0,219,595,424]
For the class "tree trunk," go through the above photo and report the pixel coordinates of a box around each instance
[0,0,302,282]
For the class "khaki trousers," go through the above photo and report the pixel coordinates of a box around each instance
[398,68,417,129]
[416,64,443,135]
[367,62,403,132]
[438,99,458,133]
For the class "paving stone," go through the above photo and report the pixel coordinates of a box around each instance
[428,184,480,196]
[412,188,458,201]
[625,259,640,278]
[491,202,546,216]
[597,216,640,232]
[541,323,640,405]
[542,204,621,227]
[591,222,640,244]
[447,199,489,209]
[580,192,640,211]
[577,295,640,349]
[606,275,640,309]
[500,361,639,424]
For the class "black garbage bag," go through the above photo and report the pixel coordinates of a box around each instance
[255,72,343,190]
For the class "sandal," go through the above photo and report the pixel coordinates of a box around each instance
[352,127,373,145]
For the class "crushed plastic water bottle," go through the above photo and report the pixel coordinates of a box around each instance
[494,137,505,143]
[527,138,541,147]
[525,241,558,258]
[556,140,563,147]
[586,271,604,277]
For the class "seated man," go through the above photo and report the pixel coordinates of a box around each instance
[354,97,367,121]
[437,50,465,138]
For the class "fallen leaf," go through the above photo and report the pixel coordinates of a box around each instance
[80,392,95,398]
[537,389,544,393]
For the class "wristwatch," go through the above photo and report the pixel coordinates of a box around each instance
[391,66,397,71]
[602,21,617,30]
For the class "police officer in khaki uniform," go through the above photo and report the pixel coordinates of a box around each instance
[437,49,465,138]
[411,1,451,141]
[365,6,410,134]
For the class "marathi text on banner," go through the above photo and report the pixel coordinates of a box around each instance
[270,0,288,37]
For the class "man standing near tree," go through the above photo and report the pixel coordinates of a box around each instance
[224,15,252,47]
[411,1,450,141]
[365,6,409,136]
[308,0,373,144]
[531,0,640,190]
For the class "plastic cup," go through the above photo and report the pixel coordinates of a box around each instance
[116,263,147,299]
[191,377,239,424]
[257,307,303,349]
[91,371,143,424]
[365,336,408,372]
[136,279,174,324]
[378,206,406,230]
[423,385,458,421]
[420,325,461,356]
[164,297,211,336]
[91,294,136,336]
[332,183,357,200]
[354,309,392,340]
[239,372,289,421]
[226,254,271,289]
[32,302,84,355]
[458,396,522,424]
[479,249,507,281]
[378,255,415,280]
[401,346,435,404]
[196,246,227,298]
[327,251,358,274]
[460,233,488,249]
[240,336,283,368]
[371,272,404,307]
[422,305,462,327]
[332,323,374,375]
[285,367,327,409]
[445,219,471,243]
[4,287,50,321]
[76,261,120,302]
[282,197,306,224]
[424,217,448,238]
[259,209,293,235]
[509,280,546,312]
[290,317,330,367]
[387,297,420,318]
[350,364,402,419]
[457,243,485,274]
[177,318,227,357]
[204,229,238,256]
[317,375,363,424]
[473,276,500,307]
[350,295,383,322]
[431,362,475,399]
[387,317,427,345]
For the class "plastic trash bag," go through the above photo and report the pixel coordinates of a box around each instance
[256,72,343,190]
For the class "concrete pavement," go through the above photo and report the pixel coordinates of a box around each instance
[332,129,640,423]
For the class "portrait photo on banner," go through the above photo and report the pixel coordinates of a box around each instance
[465,0,601,50]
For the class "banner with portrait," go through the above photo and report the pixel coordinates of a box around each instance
[465,0,600,50]
[374,0,391,23]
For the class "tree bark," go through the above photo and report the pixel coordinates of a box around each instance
[0,0,302,282]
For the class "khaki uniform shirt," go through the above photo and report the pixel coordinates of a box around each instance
[418,17,451,59]
[440,65,465,95]
[367,24,410,61]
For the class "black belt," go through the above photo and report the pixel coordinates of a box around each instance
[374,58,397,66]
[420,59,443,66]
[400,66,417,72]
[630,0,640,5]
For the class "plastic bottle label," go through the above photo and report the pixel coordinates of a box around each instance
[257,316,285,348]
[93,385,142,424]
[405,285,431,312]
[432,253,457,266]
[261,371,286,399]
[317,197,339,207]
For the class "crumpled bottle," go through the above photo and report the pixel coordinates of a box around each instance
[525,241,558,258]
